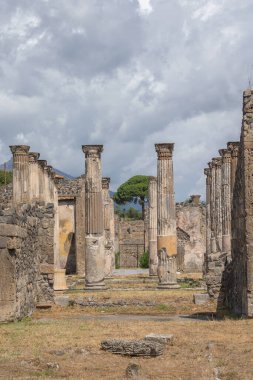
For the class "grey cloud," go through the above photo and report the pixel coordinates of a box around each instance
[0,0,252,201]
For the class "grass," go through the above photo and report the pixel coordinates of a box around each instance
[0,274,252,379]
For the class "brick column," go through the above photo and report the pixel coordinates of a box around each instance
[208,161,216,254]
[102,177,114,278]
[148,176,158,276]
[82,145,106,290]
[9,145,30,204]
[155,143,179,289]
[219,149,232,258]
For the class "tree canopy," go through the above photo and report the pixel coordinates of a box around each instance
[113,175,149,219]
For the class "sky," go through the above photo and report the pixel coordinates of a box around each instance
[0,0,252,201]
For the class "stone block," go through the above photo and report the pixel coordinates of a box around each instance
[54,296,70,307]
[0,224,26,238]
[101,339,164,357]
[144,333,174,345]
[0,237,8,249]
[40,263,54,274]
[193,293,210,305]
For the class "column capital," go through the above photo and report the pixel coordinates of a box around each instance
[212,157,222,167]
[149,176,157,183]
[29,152,40,163]
[38,159,48,169]
[10,145,30,155]
[227,142,240,158]
[102,177,110,189]
[204,168,211,176]
[219,148,231,163]
[82,145,103,158]
[155,143,174,160]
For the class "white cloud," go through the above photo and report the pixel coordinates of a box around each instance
[0,0,252,201]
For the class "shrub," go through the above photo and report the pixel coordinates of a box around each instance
[139,250,149,268]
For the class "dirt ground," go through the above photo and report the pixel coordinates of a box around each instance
[0,275,253,380]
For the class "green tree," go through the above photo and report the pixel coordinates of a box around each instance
[0,170,12,187]
[113,175,149,219]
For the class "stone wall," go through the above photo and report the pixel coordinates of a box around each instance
[176,202,206,272]
[0,202,54,322]
[116,203,206,271]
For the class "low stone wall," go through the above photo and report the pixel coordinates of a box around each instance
[0,202,54,322]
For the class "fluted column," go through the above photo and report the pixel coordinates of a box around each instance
[219,149,232,258]
[82,145,106,290]
[155,143,179,289]
[148,176,158,276]
[209,161,216,254]
[28,152,40,201]
[204,168,211,274]
[37,160,47,202]
[214,157,222,253]
[227,142,240,196]
[9,145,30,204]
[102,177,114,278]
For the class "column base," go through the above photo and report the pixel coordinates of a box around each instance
[54,269,67,291]
[85,282,108,291]
[157,282,180,290]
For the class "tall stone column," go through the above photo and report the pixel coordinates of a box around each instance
[208,161,216,254]
[9,145,30,204]
[148,176,158,276]
[102,177,114,278]
[204,168,211,274]
[53,173,67,290]
[214,157,222,253]
[155,143,179,289]
[28,152,40,201]
[227,142,240,196]
[82,145,106,290]
[38,160,47,202]
[219,149,232,258]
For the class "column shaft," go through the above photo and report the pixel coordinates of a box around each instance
[9,145,30,204]
[155,143,179,289]
[148,176,158,276]
[82,145,106,290]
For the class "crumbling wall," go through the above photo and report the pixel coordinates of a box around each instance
[118,220,145,268]
[0,202,54,322]
[176,203,206,272]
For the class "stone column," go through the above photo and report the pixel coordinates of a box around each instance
[214,157,222,253]
[155,143,179,289]
[102,177,113,278]
[204,168,211,274]
[208,161,216,254]
[82,145,106,290]
[148,176,158,276]
[28,152,40,201]
[227,142,240,196]
[9,145,30,204]
[53,173,67,290]
[38,160,47,202]
[219,149,232,258]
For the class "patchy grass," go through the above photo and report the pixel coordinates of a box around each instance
[1,274,252,379]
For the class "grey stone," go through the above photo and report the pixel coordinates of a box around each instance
[101,339,164,357]
[144,333,174,345]
[193,293,210,305]
[126,362,141,378]
[54,296,70,307]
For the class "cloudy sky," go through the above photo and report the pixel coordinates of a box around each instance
[0,0,252,200]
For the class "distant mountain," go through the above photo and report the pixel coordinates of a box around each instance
[0,158,74,180]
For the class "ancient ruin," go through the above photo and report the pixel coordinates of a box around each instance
[204,89,253,317]
[155,143,179,289]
